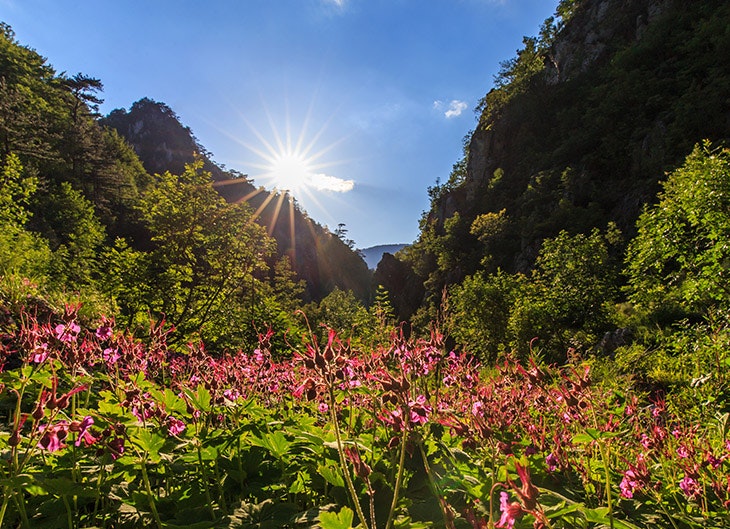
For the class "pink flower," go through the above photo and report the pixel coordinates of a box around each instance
[408,395,432,426]
[679,473,701,500]
[108,437,125,460]
[38,421,69,452]
[318,402,329,414]
[31,343,49,363]
[546,453,559,472]
[103,347,120,365]
[95,324,113,341]
[167,416,186,436]
[620,468,647,499]
[495,492,523,529]
[72,416,97,447]
[704,451,722,469]
[55,322,80,343]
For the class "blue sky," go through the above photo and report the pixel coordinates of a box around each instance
[1,0,558,248]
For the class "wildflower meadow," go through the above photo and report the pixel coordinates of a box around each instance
[1,304,728,528]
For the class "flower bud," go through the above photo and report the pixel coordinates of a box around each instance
[8,429,21,447]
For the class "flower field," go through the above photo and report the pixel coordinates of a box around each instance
[1,305,729,528]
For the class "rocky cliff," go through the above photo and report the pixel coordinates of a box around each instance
[386,0,730,318]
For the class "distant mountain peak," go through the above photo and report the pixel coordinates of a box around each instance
[359,244,408,270]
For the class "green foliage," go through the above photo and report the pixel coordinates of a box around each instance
[0,224,52,283]
[304,287,378,346]
[626,142,730,318]
[128,159,275,347]
[41,181,106,289]
[447,270,521,361]
[508,226,620,361]
[477,35,546,126]
[0,152,37,226]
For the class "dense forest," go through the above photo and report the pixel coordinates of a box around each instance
[2,0,730,527]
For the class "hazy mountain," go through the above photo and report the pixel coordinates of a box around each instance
[359,244,407,270]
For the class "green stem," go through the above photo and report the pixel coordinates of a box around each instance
[11,488,30,529]
[213,456,228,514]
[0,486,10,529]
[384,421,409,529]
[329,388,370,529]
[197,442,217,520]
[599,441,614,529]
[140,459,163,529]
[417,437,454,529]
[62,494,74,529]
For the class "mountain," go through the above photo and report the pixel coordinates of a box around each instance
[359,244,407,270]
[386,0,730,321]
[102,98,371,302]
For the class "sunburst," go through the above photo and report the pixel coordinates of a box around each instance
[212,101,354,265]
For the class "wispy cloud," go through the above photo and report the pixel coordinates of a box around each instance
[309,173,355,192]
[433,99,468,119]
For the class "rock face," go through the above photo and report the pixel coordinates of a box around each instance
[546,0,671,84]
[103,98,220,178]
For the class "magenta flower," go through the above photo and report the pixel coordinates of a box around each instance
[318,402,329,414]
[95,324,113,341]
[55,322,80,343]
[72,416,97,447]
[495,492,523,529]
[108,437,125,460]
[408,394,432,426]
[31,343,49,363]
[103,347,120,365]
[679,472,701,500]
[38,421,69,452]
[620,468,646,499]
[167,416,186,436]
[546,453,559,472]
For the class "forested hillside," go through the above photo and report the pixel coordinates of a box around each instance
[0,22,372,352]
[380,0,730,363]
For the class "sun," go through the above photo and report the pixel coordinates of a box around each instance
[268,150,314,193]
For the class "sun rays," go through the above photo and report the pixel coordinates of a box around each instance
[211,101,356,266]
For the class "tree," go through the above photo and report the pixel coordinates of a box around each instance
[448,271,521,361]
[0,152,37,226]
[0,153,50,280]
[131,158,274,345]
[41,182,106,289]
[508,226,620,361]
[626,142,730,318]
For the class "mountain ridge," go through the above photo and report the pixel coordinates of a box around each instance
[102,98,372,302]
[359,244,408,270]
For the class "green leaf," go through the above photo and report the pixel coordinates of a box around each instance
[182,385,212,412]
[130,428,167,462]
[319,506,354,529]
[317,463,345,487]
[249,431,292,460]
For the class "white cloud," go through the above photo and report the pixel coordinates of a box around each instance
[308,173,355,193]
[445,100,468,118]
[433,99,468,118]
